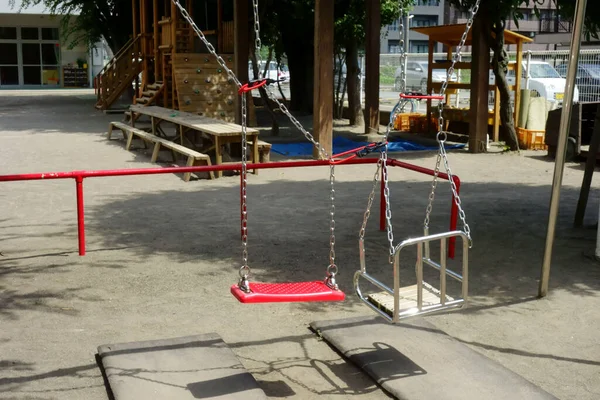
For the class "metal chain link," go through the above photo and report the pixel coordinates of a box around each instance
[248,0,337,282]
[238,94,251,290]
[171,0,336,285]
[423,0,480,245]
[358,100,399,261]
[252,0,262,67]
[398,11,407,95]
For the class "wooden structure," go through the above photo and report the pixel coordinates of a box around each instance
[95,0,239,123]
[411,24,533,152]
[129,104,260,178]
[94,0,388,157]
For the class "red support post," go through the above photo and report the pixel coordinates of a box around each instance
[75,175,86,256]
[448,176,461,259]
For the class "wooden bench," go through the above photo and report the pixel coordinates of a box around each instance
[150,138,214,181]
[107,121,214,182]
[249,140,272,163]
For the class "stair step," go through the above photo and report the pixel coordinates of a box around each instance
[136,97,150,104]
[142,90,158,96]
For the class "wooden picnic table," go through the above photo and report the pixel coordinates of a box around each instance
[129,105,260,178]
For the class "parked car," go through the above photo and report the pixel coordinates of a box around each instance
[394,61,458,92]
[490,60,579,105]
[248,61,290,83]
[555,63,600,103]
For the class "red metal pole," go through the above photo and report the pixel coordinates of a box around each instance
[75,175,86,256]
[448,176,461,259]
[379,165,385,231]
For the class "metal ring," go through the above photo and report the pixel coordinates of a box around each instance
[437,131,447,143]
[327,264,338,276]
[239,265,250,279]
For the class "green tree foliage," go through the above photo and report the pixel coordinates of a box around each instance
[10,0,132,52]
[258,0,408,114]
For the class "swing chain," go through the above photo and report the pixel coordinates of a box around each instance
[358,100,397,262]
[238,94,251,291]
[399,11,407,95]
[252,0,262,66]
[326,164,338,289]
[423,0,479,245]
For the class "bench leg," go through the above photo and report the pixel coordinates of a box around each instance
[151,142,162,163]
[125,130,135,150]
[252,138,259,175]
[183,156,194,182]
[107,124,114,140]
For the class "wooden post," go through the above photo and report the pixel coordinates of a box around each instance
[364,0,381,135]
[171,0,177,108]
[141,0,148,89]
[313,0,334,159]
[153,0,159,83]
[426,39,434,132]
[575,105,600,227]
[468,12,490,153]
[187,0,194,51]
[234,0,249,124]
[217,0,223,53]
[132,0,139,37]
[514,40,523,127]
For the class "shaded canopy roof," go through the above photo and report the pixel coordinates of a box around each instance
[411,24,534,46]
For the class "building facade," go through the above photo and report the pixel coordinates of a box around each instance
[381,0,446,54]
[0,1,95,88]
[381,0,574,54]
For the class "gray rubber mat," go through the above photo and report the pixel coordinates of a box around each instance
[97,333,267,400]
[311,316,557,400]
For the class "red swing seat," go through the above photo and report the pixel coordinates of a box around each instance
[230,281,346,303]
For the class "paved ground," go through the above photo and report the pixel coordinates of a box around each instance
[1,90,599,400]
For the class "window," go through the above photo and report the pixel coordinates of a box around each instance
[410,40,429,53]
[388,40,400,53]
[41,28,59,40]
[415,0,440,5]
[0,27,17,40]
[21,27,39,40]
[411,15,438,28]
[0,26,61,86]
[388,19,400,31]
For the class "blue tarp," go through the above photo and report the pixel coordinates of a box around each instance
[271,136,464,157]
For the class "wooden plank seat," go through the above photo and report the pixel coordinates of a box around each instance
[107,121,214,181]
[249,140,272,163]
[150,137,215,181]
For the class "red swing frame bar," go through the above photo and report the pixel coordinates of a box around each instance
[0,157,460,258]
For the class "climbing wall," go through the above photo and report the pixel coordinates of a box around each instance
[172,54,237,122]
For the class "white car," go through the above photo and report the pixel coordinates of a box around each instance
[489,60,579,104]
[248,61,290,83]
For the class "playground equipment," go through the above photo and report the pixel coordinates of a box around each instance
[354,1,479,323]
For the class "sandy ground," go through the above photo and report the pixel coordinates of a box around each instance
[1,90,599,400]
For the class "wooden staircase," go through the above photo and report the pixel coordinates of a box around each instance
[95,35,144,110]
[125,81,165,122]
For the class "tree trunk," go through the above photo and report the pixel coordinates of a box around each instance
[490,19,520,151]
[276,8,314,113]
[345,40,364,126]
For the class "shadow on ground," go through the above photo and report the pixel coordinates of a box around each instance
[84,174,600,316]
